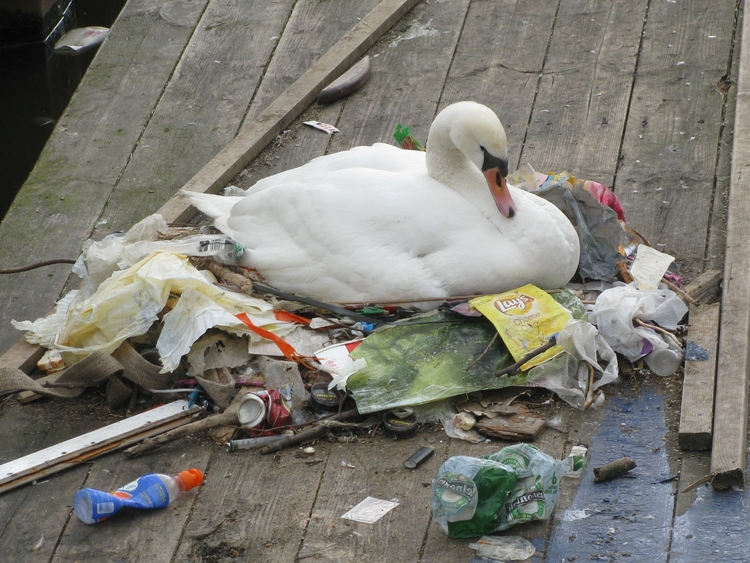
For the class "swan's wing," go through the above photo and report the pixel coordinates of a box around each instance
[245,144,426,195]
[227,168,488,301]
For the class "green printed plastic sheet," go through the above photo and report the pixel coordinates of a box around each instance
[347,291,588,414]
[347,312,522,414]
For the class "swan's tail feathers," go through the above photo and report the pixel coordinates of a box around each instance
[180,190,241,219]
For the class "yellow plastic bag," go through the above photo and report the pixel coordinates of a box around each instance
[470,285,571,370]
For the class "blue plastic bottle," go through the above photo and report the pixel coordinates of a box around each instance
[73,468,204,524]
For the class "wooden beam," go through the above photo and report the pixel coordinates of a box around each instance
[157,0,421,225]
[679,303,720,450]
[0,401,201,494]
[710,2,750,490]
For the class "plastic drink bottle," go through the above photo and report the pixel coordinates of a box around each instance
[73,468,204,524]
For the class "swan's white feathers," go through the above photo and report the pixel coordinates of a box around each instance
[184,102,580,305]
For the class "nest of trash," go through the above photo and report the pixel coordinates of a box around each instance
[6,162,706,452]
[2,157,717,537]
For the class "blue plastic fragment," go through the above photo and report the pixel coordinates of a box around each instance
[685,341,709,361]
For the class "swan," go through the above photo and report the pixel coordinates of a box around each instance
[185,101,580,306]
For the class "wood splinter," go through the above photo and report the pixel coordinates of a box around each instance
[593,457,637,482]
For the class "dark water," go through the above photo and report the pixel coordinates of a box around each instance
[0,0,126,220]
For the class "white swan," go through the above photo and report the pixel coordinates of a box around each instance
[185,102,580,306]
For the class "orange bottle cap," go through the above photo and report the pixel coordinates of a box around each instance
[178,468,204,490]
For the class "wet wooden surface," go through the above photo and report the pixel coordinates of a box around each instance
[0,0,748,561]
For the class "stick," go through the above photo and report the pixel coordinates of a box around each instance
[662,276,700,306]
[495,336,557,377]
[680,473,714,493]
[634,318,682,348]
[123,411,232,458]
[260,408,359,454]
[593,457,637,482]
[584,361,595,408]
[466,333,499,371]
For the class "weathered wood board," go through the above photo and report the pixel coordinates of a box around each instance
[0,0,209,356]
[547,388,676,562]
[711,0,750,490]
[613,0,737,279]
[520,0,649,185]
[678,303,720,450]
[89,0,299,240]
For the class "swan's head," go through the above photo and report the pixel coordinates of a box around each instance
[428,102,516,218]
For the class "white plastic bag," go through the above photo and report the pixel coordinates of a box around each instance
[589,283,687,362]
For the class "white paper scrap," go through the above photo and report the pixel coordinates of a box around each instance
[340,497,399,524]
[303,121,339,134]
[630,244,675,291]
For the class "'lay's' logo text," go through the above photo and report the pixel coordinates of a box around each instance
[493,294,534,315]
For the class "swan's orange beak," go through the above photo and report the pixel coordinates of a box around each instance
[484,167,516,218]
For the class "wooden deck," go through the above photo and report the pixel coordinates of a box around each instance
[0,0,747,561]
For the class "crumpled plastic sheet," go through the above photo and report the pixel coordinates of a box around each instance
[535,184,623,283]
[527,319,618,409]
[346,312,520,414]
[13,251,278,369]
[346,291,612,413]
[508,164,626,283]
[589,282,688,362]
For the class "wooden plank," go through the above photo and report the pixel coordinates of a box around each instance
[0,0,209,357]
[327,0,471,151]
[244,0,382,122]
[684,269,723,303]
[51,441,212,563]
[0,464,92,562]
[520,0,648,186]
[0,414,199,495]
[711,0,750,491]
[0,338,44,374]
[158,0,422,225]
[0,404,112,562]
[0,0,417,388]
[301,431,443,562]
[89,0,298,239]
[440,0,560,166]
[233,0,381,188]
[678,303,720,450]
[173,442,331,562]
[0,401,197,488]
[612,0,737,280]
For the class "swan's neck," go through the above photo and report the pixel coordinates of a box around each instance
[426,132,500,222]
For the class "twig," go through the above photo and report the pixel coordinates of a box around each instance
[680,473,715,493]
[466,333,499,371]
[634,318,682,348]
[584,390,603,410]
[495,336,557,377]
[629,226,652,247]
[0,258,76,274]
[260,408,360,454]
[661,276,700,306]
[123,411,228,458]
[584,361,595,407]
